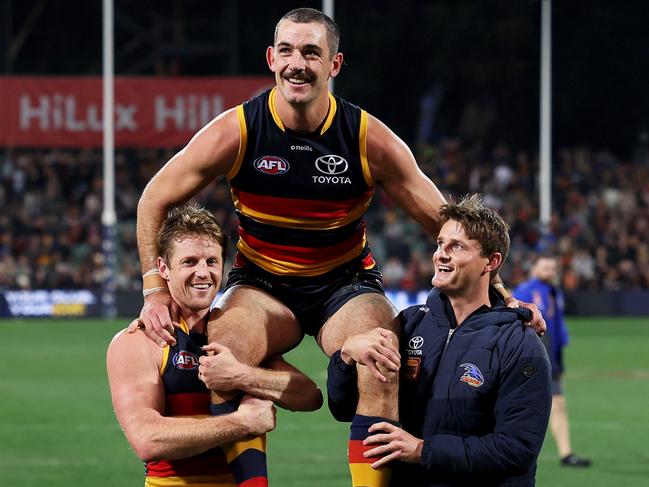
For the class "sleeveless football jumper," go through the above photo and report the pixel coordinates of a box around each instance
[227,87,377,277]
[144,319,235,487]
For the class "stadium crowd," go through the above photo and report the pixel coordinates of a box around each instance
[1,140,648,292]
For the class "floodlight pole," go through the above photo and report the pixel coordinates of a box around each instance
[539,0,552,228]
[323,0,335,94]
[102,0,117,318]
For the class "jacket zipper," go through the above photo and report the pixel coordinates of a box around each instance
[441,327,456,360]
[428,326,456,398]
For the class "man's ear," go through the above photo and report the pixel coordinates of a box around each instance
[266,46,276,72]
[158,256,170,280]
[329,52,343,78]
[484,253,503,275]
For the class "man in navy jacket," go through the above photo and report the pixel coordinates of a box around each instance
[328,194,551,486]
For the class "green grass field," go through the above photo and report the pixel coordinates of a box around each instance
[0,317,648,486]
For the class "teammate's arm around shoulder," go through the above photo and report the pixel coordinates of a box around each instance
[365,114,447,236]
[136,108,242,345]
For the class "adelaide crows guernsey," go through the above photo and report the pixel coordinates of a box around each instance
[144,319,235,487]
[227,87,376,277]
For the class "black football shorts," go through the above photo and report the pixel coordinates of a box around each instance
[224,253,385,336]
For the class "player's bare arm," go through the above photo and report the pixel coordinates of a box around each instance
[489,274,547,335]
[199,343,323,411]
[107,329,276,462]
[366,114,447,237]
[365,123,546,335]
[339,327,401,383]
[135,108,241,345]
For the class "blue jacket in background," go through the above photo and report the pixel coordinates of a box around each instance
[328,288,551,487]
[513,278,569,376]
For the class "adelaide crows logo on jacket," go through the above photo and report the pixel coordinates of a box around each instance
[459,363,485,388]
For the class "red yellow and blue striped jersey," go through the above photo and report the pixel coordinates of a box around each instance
[227,88,376,277]
[145,319,235,487]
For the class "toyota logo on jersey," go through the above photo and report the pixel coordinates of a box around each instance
[315,155,348,175]
[254,156,290,175]
[407,336,424,356]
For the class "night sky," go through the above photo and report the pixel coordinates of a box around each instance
[2,0,647,157]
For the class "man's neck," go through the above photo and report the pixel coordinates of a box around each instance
[445,285,491,326]
[274,90,331,133]
[180,309,209,335]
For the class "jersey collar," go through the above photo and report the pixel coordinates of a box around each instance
[268,87,337,135]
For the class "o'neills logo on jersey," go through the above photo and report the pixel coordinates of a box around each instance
[313,155,351,184]
[173,351,200,370]
[254,156,290,175]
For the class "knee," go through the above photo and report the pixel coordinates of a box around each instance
[382,327,399,345]
[375,361,399,384]
[205,321,263,365]
[357,360,399,388]
[374,313,401,342]
[371,326,400,350]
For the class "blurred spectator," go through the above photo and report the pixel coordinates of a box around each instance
[1,140,648,292]
[513,255,592,468]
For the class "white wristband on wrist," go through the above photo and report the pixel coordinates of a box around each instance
[143,287,168,297]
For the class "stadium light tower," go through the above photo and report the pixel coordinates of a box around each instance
[102,0,117,318]
[323,0,334,94]
[539,0,552,228]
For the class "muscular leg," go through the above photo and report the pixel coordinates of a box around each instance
[319,293,400,417]
[318,293,400,487]
[209,285,302,371]
[208,285,302,487]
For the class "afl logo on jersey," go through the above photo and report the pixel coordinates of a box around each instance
[254,156,290,175]
[173,351,200,370]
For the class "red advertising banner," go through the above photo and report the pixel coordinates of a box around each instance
[0,76,273,148]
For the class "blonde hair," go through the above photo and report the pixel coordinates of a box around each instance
[157,204,227,263]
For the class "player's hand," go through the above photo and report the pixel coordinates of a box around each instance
[514,299,546,336]
[237,395,276,436]
[504,295,519,308]
[363,421,424,469]
[341,328,400,383]
[198,342,248,391]
[127,291,180,347]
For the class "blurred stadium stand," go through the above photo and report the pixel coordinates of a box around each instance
[1,139,648,317]
[1,1,648,317]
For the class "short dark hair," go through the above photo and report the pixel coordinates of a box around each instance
[157,204,227,264]
[275,7,340,57]
[439,194,510,272]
